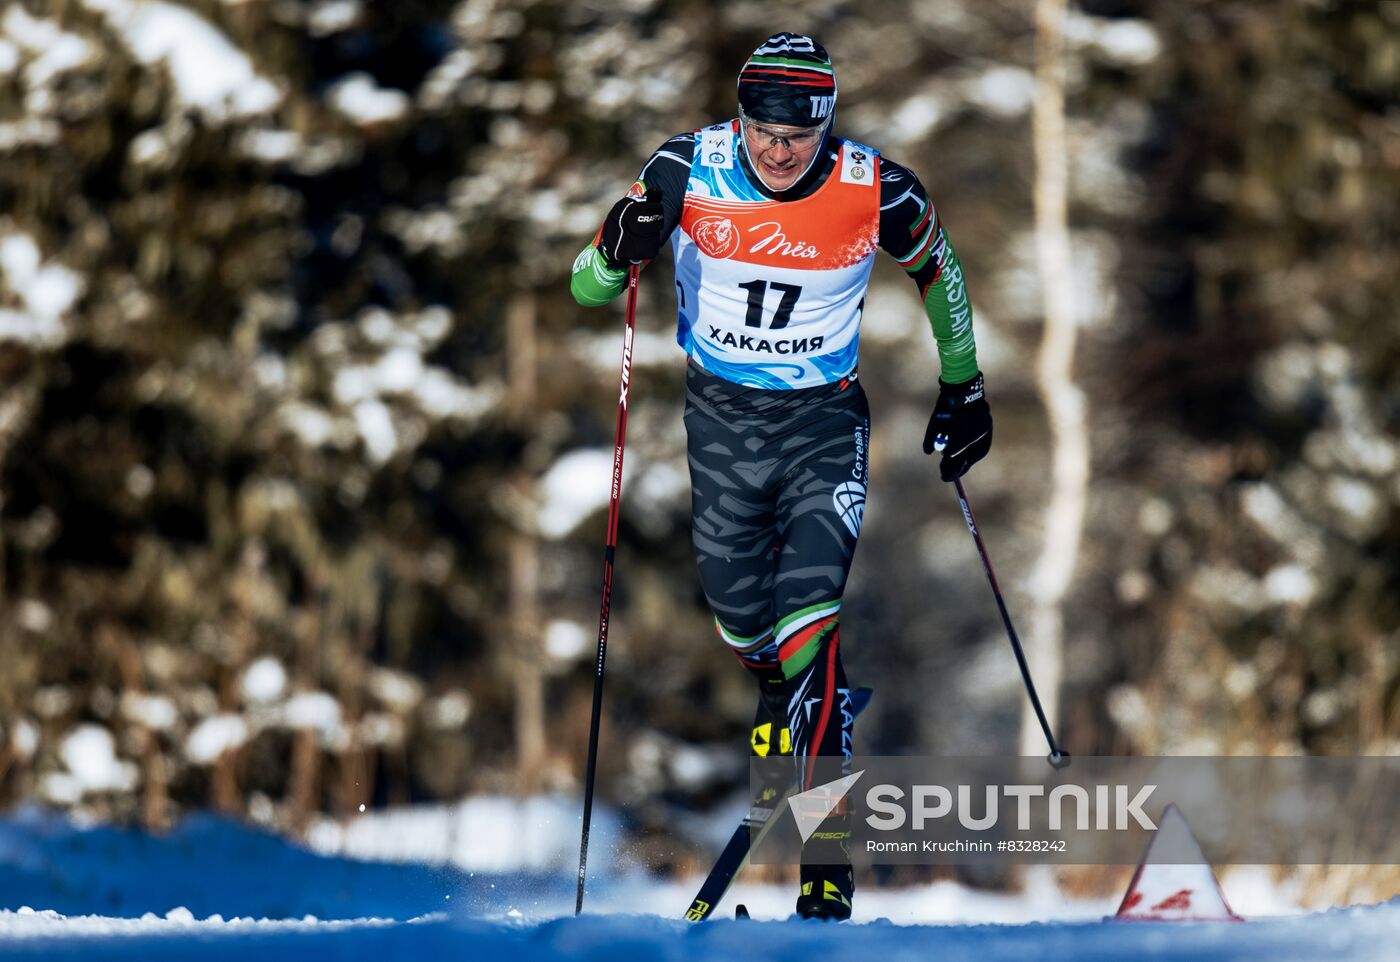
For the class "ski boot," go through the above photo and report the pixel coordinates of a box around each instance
[796,861,853,921]
[750,664,794,806]
[750,696,793,808]
[796,801,853,921]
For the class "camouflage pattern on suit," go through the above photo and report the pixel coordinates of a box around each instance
[683,362,868,789]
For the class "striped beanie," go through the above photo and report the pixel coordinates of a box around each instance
[736,32,837,128]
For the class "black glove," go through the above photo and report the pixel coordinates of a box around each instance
[922,372,992,481]
[598,187,664,269]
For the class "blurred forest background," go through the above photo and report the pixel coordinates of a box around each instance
[0,0,1397,895]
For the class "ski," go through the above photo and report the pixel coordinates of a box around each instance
[683,686,873,922]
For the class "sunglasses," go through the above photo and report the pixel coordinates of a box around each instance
[740,113,830,150]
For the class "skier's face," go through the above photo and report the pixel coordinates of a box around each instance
[742,119,824,191]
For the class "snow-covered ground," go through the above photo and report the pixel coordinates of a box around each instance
[0,806,1396,960]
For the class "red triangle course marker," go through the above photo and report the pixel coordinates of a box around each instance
[1112,803,1244,922]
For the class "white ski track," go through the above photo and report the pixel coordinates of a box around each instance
[0,900,1397,962]
[0,810,1393,960]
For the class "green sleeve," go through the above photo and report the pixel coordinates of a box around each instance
[570,243,628,307]
[919,237,979,384]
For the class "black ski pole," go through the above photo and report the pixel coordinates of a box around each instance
[576,263,641,915]
[949,476,1070,768]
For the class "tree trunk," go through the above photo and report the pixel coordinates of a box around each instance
[213,541,266,814]
[1024,0,1086,756]
[288,571,326,832]
[288,727,321,833]
[338,588,380,817]
[506,293,546,793]
[0,375,43,613]
[101,624,171,832]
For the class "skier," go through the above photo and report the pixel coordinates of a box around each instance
[570,32,991,920]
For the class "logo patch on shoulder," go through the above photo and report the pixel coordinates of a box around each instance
[700,125,734,170]
[840,142,875,186]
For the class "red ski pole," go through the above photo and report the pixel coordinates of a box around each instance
[576,264,641,915]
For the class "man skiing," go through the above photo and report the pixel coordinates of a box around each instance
[570,32,991,921]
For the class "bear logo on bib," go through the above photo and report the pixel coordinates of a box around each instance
[691,215,741,259]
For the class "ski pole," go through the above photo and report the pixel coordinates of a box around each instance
[576,263,641,915]
[948,476,1070,769]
